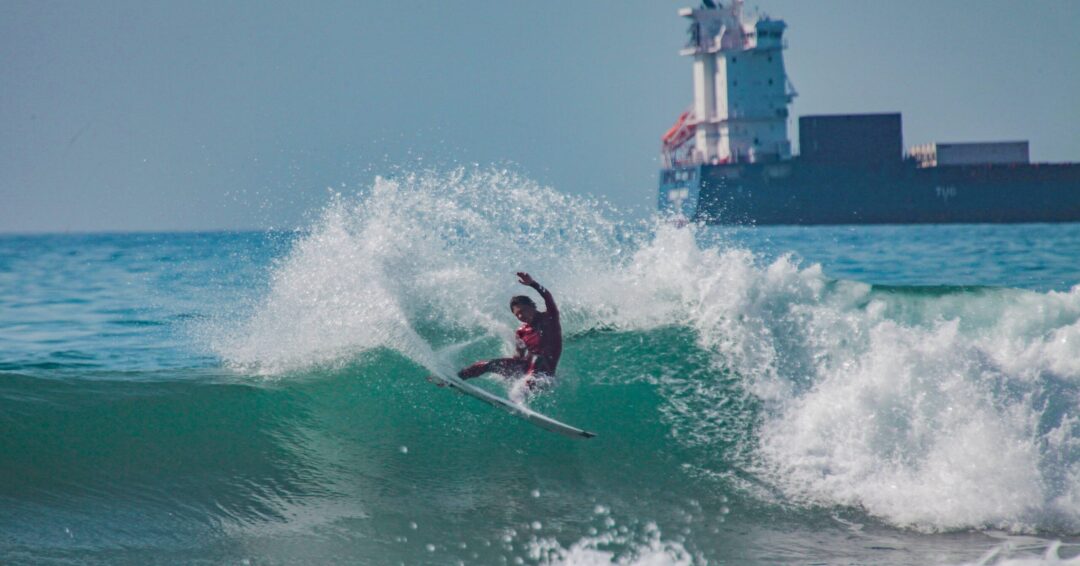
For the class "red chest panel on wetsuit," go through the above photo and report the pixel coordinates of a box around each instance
[516,312,562,374]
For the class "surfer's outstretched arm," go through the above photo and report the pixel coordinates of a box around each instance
[517,272,557,316]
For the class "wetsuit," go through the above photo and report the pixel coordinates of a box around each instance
[458,282,561,384]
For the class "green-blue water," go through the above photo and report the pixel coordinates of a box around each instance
[3,170,1080,565]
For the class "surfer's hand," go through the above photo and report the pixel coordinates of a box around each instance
[517,272,536,286]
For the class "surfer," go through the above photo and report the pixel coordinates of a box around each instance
[427,273,592,437]
[455,272,562,391]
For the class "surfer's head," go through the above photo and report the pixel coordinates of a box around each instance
[510,295,538,323]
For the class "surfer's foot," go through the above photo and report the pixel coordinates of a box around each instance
[426,375,447,388]
[524,373,553,391]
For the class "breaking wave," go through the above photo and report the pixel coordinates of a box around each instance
[210,167,1080,536]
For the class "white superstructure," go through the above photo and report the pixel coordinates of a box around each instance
[662,0,795,166]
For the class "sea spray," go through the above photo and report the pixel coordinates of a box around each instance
[214,168,634,374]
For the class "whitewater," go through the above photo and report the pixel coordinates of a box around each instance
[2,168,1080,564]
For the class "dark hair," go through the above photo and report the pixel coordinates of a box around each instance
[509,295,536,311]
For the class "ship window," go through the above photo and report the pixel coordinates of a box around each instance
[733,80,738,86]
[732,57,737,63]
[768,56,773,62]
[768,78,773,85]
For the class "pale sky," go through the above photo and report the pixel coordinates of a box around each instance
[3,0,1078,233]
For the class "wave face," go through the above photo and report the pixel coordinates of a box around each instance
[4,169,1080,564]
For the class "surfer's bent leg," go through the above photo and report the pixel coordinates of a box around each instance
[457,358,530,380]
[522,355,557,391]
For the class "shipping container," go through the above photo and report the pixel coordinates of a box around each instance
[909,141,1030,167]
[798,113,903,168]
[937,141,1028,166]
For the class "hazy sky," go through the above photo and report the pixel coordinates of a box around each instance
[3,1,1078,233]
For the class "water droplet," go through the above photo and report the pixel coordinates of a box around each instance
[399,446,409,454]
[530,489,540,498]
[410,521,418,530]
[531,521,542,530]
[426,544,436,552]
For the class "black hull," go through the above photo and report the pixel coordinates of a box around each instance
[659,161,1080,225]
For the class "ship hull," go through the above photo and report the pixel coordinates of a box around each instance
[659,161,1080,225]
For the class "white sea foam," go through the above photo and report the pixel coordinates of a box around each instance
[217,168,1080,533]
[594,206,1080,533]
[525,521,696,566]
[956,539,1080,565]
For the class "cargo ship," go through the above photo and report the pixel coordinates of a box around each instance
[658,0,1080,225]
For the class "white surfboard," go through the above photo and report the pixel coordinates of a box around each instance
[429,372,596,439]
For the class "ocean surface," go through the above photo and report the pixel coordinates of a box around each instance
[3,169,1080,565]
